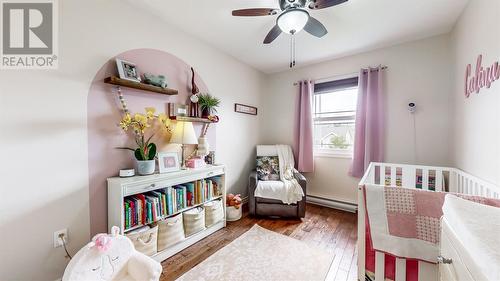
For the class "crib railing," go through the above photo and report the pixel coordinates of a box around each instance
[358,162,500,281]
[449,169,500,198]
[360,162,453,191]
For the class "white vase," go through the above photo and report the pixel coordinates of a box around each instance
[197,137,210,157]
[136,160,155,175]
[226,206,242,222]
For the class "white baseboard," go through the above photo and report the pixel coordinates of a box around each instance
[306,195,357,213]
[243,195,357,213]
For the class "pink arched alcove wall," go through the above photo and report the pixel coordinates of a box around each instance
[87,48,215,235]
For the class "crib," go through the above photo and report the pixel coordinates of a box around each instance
[358,162,500,281]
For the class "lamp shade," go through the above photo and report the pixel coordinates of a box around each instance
[277,9,309,34]
[170,121,198,145]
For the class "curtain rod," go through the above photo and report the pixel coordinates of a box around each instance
[293,65,388,86]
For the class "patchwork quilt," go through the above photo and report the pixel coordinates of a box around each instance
[363,184,500,263]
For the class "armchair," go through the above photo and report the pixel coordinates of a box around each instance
[248,145,307,218]
[249,171,307,218]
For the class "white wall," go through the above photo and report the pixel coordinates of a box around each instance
[261,35,453,204]
[0,1,264,280]
[450,0,500,186]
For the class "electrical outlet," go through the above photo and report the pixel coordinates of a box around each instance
[54,229,68,248]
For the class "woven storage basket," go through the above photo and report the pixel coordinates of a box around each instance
[157,213,185,251]
[125,225,158,256]
[183,207,206,237]
[204,199,224,227]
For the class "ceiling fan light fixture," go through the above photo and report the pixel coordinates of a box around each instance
[277,9,309,34]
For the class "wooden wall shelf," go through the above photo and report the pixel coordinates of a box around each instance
[104,76,178,95]
[169,116,217,123]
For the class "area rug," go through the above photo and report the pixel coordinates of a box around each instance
[177,224,334,281]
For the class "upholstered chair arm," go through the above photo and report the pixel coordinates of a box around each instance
[248,171,258,216]
[127,252,163,281]
[294,171,307,218]
[294,172,307,194]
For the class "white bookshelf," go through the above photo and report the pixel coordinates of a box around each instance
[107,164,226,262]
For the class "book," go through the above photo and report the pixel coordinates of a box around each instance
[166,187,173,215]
[136,194,147,224]
[179,185,187,209]
[124,201,129,229]
[185,182,195,206]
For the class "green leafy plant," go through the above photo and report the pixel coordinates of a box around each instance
[129,140,156,161]
[329,135,349,149]
[198,93,221,115]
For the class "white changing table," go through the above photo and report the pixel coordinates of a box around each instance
[439,195,500,281]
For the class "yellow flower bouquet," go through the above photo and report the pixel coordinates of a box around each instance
[118,107,171,162]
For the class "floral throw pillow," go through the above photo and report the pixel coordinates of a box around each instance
[256,156,280,181]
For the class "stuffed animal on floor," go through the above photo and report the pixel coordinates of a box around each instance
[62,226,162,281]
[227,193,242,209]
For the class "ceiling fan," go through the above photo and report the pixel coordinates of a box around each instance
[232,0,348,44]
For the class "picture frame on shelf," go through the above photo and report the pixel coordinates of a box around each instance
[234,103,257,115]
[116,58,141,82]
[168,103,189,117]
[205,151,215,165]
[158,152,180,173]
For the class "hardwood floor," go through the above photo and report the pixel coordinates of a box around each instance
[160,203,358,281]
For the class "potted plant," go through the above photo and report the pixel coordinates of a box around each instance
[118,107,170,175]
[198,93,221,118]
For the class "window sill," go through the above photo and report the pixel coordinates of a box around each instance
[314,150,353,159]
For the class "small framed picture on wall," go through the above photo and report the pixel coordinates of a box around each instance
[235,103,257,115]
[116,58,141,82]
[158,152,180,173]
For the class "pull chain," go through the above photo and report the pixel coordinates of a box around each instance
[289,31,297,68]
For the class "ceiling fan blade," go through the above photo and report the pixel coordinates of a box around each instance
[304,17,328,37]
[232,8,278,16]
[279,0,289,10]
[309,0,348,10]
[263,25,282,44]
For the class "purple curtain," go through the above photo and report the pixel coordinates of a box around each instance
[350,67,385,178]
[293,80,314,173]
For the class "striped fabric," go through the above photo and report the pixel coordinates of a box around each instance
[204,199,224,227]
[183,207,206,236]
[157,214,185,251]
[125,225,158,256]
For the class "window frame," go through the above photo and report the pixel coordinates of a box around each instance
[312,75,359,159]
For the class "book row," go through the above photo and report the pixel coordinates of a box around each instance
[124,176,222,230]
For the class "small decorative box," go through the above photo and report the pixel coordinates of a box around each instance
[186,157,206,169]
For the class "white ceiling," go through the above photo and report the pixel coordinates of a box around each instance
[129,0,469,73]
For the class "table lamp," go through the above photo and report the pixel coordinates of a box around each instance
[170,121,198,169]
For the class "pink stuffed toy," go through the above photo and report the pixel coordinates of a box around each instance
[226,193,242,209]
[92,233,113,252]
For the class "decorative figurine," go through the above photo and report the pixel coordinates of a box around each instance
[189,67,200,117]
[143,73,167,88]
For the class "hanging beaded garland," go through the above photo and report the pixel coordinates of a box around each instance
[116,87,129,114]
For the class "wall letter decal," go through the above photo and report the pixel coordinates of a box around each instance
[464,54,500,98]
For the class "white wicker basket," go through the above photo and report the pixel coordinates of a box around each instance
[226,206,242,221]
[183,207,206,237]
[157,213,185,251]
[204,199,224,227]
[125,225,158,256]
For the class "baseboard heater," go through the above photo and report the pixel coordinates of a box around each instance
[306,195,357,213]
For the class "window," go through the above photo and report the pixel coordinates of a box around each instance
[313,76,359,157]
